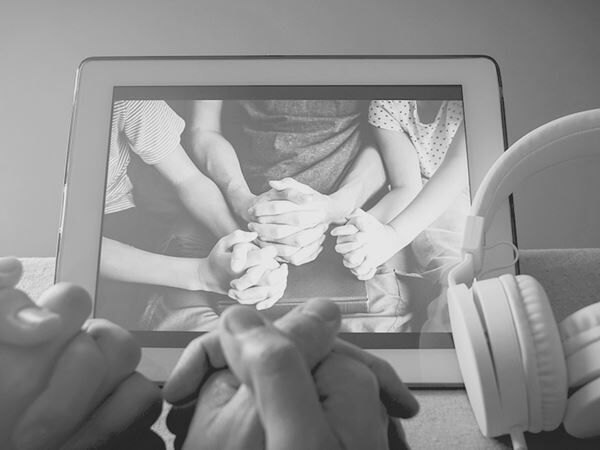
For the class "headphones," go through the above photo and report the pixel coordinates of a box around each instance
[447,108,600,449]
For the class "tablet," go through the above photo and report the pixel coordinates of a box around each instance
[56,56,516,385]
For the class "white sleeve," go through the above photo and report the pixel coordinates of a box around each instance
[122,100,185,165]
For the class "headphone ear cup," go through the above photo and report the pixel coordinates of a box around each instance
[472,277,529,434]
[559,302,600,358]
[448,283,504,437]
[563,377,600,438]
[501,274,568,432]
[560,303,600,438]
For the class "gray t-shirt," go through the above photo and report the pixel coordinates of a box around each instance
[223,100,365,194]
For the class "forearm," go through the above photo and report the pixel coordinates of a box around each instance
[367,184,422,224]
[328,145,387,222]
[99,237,209,291]
[175,173,239,237]
[388,155,466,243]
[186,130,254,212]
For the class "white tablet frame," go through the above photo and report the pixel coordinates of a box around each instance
[56,56,516,385]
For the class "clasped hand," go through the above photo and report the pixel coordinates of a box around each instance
[206,230,288,310]
[246,178,337,266]
[164,299,419,450]
[0,257,163,450]
[331,209,406,280]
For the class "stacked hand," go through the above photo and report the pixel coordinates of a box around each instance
[0,257,163,450]
[247,178,340,266]
[164,299,419,450]
[331,209,405,280]
[205,231,288,310]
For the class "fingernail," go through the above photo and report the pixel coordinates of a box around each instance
[224,308,265,335]
[0,257,19,274]
[14,425,49,450]
[16,307,60,326]
[300,300,340,325]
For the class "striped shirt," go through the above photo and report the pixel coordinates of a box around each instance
[105,100,185,214]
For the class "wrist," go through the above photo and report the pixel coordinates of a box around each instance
[195,258,227,294]
[227,184,256,221]
[388,217,419,248]
[174,258,205,291]
[328,187,358,224]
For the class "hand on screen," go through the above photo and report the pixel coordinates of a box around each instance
[206,231,288,308]
[331,209,405,280]
[0,257,163,450]
[163,300,418,450]
[247,178,336,265]
[229,262,288,311]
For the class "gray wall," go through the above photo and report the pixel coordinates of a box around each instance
[1,0,599,256]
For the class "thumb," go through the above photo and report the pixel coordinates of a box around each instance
[0,256,23,289]
[164,300,342,405]
[347,208,367,220]
[220,230,258,252]
[0,256,64,346]
[218,306,338,449]
[269,178,313,194]
[230,242,254,273]
[0,288,62,346]
[347,208,371,231]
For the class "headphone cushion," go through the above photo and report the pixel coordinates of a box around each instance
[512,275,568,431]
[564,377,600,438]
[559,303,600,357]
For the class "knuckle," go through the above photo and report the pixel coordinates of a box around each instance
[289,214,301,226]
[87,320,140,371]
[251,338,299,373]
[344,359,379,393]
[288,254,303,266]
[231,229,246,240]
[72,334,107,378]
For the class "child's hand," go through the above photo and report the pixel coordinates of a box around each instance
[0,257,162,450]
[331,209,405,280]
[203,231,281,294]
[228,262,289,311]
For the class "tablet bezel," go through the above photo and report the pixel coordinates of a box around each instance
[56,56,516,385]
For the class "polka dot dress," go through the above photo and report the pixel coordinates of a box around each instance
[368,100,464,180]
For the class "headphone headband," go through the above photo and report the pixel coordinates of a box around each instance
[452,108,600,284]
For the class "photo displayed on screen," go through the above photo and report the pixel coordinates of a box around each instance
[96,86,469,335]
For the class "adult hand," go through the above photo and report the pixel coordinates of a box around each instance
[248,178,339,265]
[164,300,419,450]
[0,257,163,450]
[331,209,405,280]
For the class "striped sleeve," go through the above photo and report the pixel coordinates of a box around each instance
[122,100,185,165]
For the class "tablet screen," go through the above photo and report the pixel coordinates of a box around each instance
[96,85,469,349]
